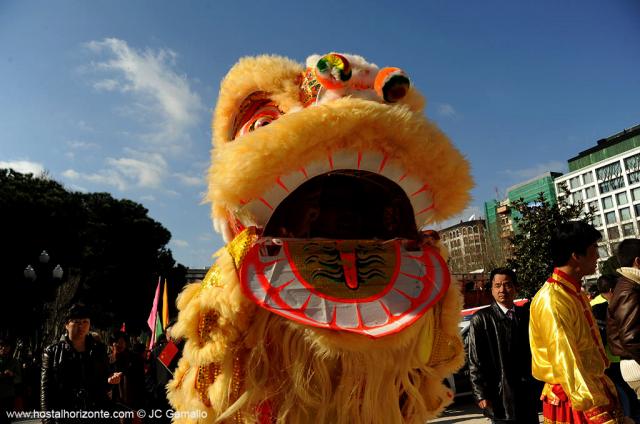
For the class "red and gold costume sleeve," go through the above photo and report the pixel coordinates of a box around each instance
[529,270,616,417]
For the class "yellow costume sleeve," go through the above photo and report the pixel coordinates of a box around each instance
[530,283,611,412]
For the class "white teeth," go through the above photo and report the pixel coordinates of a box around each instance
[304,158,328,179]
[411,190,433,217]
[400,252,426,277]
[279,170,307,193]
[261,184,288,211]
[380,290,412,316]
[235,148,436,229]
[397,176,424,197]
[239,198,272,227]
[280,280,310,309]
[359,151,385,172]
[358,301,389,326]
[395,273,424,298]
[304,294,335,324]
[378,159,405,182]
[335,303,360,329]
[330,150,359,170]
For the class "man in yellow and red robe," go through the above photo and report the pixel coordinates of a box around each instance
[530,222,623,424]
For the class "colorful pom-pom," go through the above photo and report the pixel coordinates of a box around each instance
[374,67,410,103]
[314,53,352,90]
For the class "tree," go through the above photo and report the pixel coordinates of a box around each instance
[0,169,186,346]
[507,185,594,298]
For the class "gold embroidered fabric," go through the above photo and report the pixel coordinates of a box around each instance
[197,310,219,345]
[195,363,221,407]
[201,264,222,289]
[226,227,259,270]
[530,271,613,412]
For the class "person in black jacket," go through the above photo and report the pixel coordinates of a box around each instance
[40,304,121,422]
[467,268,539,423]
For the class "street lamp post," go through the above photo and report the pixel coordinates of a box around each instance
[23,250,65,349]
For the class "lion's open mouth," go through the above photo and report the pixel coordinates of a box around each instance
[234,149,436,238]
[263,170,418,240]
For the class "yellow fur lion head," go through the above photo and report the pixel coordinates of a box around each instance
[169,53,472,424]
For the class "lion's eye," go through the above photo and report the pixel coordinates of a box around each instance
[251,116,274,130]
[236,102,282,137]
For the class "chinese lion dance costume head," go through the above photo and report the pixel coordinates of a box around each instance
[168,53,473,423]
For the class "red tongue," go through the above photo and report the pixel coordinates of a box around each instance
[338,248,359,289]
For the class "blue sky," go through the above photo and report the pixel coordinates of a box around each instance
[1,0,639,268]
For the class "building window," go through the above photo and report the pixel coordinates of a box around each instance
[573,191,583,203]
[583,172,594,184]
[588,200,599,212]
[602,196,614,210]
[632,187,640,202]
[605,211,617,225]
[607,226,620,240]
[599,177,625,194]
[635,204,640,217]
[617,192,629,206]
[610,242,620,256]
[620,207,632,221]
[598,245,609,258]
[591,214,602,227]
[570,176,581,189]
[596,162,623,181]
[629,171,640,185]
[624,153,640,172]
[622,223,635,237]
[584,186,596,199]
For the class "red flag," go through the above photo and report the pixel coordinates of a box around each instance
[147,276,161,349]
[158,340,179,374]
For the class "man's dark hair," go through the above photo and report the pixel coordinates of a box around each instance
[596,274,617,294]
[489,267,517,287]
[64,303,91,322]
[550,222,601,267]
[617,238,640,267]
[110,330,129,345]
[587,283,599,298]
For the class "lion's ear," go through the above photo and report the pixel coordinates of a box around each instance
[213,55,304,144]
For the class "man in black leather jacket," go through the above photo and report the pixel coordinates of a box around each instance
[40,304,121,422]
[467,268,539,423]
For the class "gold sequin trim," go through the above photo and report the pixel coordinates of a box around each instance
[232,354,244,423]
[226,227,259,270]
[195,363,221,407]
[201,264,222,289]
[197,310,218,345]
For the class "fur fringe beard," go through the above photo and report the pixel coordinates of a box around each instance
[167,251,464,424]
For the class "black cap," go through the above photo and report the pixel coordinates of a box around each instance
[65,304,91,322]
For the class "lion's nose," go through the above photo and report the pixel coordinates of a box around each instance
[374,67,410,103]
[314,53,352,89]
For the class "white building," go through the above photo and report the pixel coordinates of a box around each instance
[554,124,640,271]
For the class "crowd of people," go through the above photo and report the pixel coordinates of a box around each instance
[4,222,640,423]
[0,305,179,423]
[468,222,640,424]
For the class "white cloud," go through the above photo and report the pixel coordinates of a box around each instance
[0,160,45,175]
[503,160,567,180]
[174,172,204,187]
[67,140,99,150]
[85,38,204,149]
[140,194,156,202]
[430,205,484,231]
[435,103,458,118]
[76,120,94,132]
[172,239,189,248]
[62,149,168,191]
[93,79,119,91]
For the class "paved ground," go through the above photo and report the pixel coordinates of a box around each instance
[430,395,544,423]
